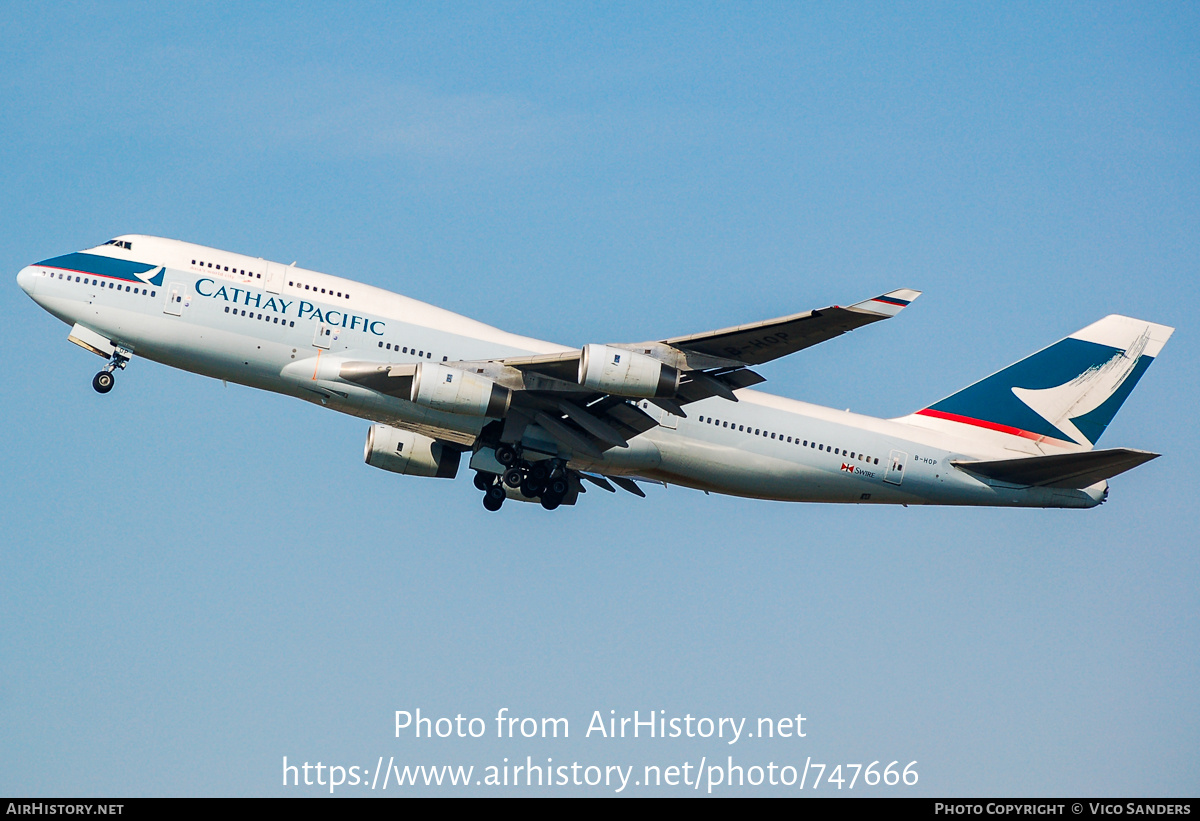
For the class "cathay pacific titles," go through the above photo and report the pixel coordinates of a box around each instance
[194,278,386,334]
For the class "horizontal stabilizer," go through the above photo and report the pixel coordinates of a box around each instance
[951,448,1159,488]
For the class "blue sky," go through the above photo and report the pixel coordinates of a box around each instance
[2,2,1197,796]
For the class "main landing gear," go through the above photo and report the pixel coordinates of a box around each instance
[476,446,570,511]
[92,347,132,395]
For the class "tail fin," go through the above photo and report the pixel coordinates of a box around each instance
[903,315,1173,450]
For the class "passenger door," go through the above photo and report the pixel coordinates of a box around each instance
[163,282,184,316]
[883,449,908,485]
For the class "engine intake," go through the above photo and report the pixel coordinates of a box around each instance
[578,344,679,397]
[410,363,511,417]
[364,425,460,478]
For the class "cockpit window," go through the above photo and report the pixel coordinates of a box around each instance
[103,239,133,250]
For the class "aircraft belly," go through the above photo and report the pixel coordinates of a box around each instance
[647,432,838,501]
[572,435,663,475]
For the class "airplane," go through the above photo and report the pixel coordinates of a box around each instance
[16,234,1173,512]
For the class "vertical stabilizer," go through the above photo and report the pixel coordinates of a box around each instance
[900,315,1172,451]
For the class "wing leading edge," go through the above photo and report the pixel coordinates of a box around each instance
[662,288,921,367]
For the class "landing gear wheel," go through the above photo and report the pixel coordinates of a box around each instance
[540,493,563,511]
[503,467,524,488]
[496,445,519,467]
[473,471,494,491]
[520,480,542,499]
[529,462,550,483]
[93,371,115,394]
[549,477,568,496]
[482,480,506,506]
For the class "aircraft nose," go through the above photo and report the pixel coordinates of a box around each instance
[16,265,38,297]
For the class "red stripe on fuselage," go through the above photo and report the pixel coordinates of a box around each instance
[915,408,1074,447]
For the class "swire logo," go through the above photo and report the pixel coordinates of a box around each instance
[841,463,854,473]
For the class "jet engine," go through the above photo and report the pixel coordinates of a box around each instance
[578,344,680,398]
[364,424,460,478]
[410,363,512,417]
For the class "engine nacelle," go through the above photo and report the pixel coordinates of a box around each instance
[364,425,460,479]
[578,344,680,398]
[410,363,511,417]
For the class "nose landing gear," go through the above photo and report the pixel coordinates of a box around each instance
[92,346,133,394]
[92,371,115,393]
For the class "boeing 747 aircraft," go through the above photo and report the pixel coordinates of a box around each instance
[16,235,1172,511]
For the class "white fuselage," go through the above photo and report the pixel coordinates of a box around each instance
[16,235,1105,509]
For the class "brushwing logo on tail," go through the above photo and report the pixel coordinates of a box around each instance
[915,316,1170,448]
[1011,329,1150,447]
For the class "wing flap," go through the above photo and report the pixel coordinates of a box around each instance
[951,448,1159,488]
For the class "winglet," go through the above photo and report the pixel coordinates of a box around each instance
[849,289,922,318]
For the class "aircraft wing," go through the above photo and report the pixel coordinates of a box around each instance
[659,288,921,367]
[339,288,919,459]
